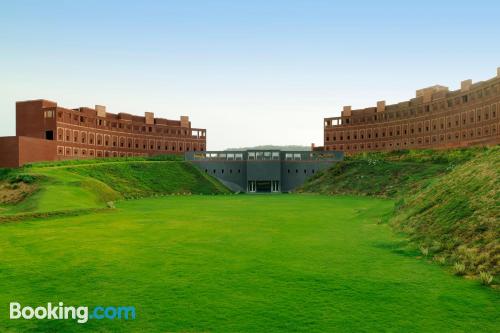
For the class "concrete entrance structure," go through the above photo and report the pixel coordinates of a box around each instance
[185,150,343,193]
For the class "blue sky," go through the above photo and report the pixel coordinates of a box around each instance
[1,0,499,149]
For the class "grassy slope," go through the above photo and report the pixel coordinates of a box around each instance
[0,195,498,332]
[297,148,482,197]
[65,161,228,198]
[391,148,499,278]
[297,159,448,197]
[0,157,228,217]
[297,147,499,282]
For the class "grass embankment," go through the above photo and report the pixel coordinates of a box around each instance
[298,147,500,285]
[0,155,228,218]
[298,148,480,197]
[0,195,498,332]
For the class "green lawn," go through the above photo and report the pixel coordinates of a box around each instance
[0,195,498,332]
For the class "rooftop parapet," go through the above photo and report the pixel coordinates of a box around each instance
[376,100,386,113]
[341,106,352,117]
[185,150,344,162]
[415,85,449,103]
[95,105,106,117]
[328,67,499,120]
[36,101,198,128]
[461,79,472,92]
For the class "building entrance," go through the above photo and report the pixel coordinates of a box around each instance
[247,180,280,193]
[256,181,271,192]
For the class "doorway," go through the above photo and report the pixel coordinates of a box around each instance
[255,181,271,193]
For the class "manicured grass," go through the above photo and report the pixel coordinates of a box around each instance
[0,195,498,332]
[298,146,500,282]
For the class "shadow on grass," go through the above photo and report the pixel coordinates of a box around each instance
[371,239,420,258]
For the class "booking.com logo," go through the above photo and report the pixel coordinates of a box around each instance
[9,302,136,324]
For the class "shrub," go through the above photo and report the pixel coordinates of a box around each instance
[453,262,466,276]
[479,271,493,286]
[0,168,13,181]
[420,246,429,257]
[433,256,446,265]
[8,174,37,184]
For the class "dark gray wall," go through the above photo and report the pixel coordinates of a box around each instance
[247,161,281,181]
[191,159,335,193]
[281,161,332,192]
[192,160,247,192]
[186,150,343,193]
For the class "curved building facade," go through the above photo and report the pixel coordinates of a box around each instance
[323,68,500,153]
[0,99,206,167]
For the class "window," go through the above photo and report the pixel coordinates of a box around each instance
[45,130,53,140]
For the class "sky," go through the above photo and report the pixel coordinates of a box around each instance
[1,0,499,150]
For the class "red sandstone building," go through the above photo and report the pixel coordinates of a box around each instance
[323,68,500,153]
[0,99,206,167]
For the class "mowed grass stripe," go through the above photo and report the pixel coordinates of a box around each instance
[0,195,498,332]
